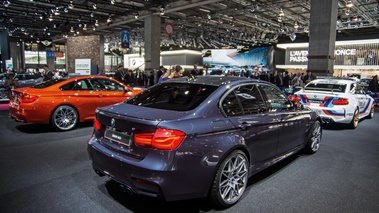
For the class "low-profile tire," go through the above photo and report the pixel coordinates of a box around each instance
[210,150,248,208]
[304,120,322,154]
[348,109,359,129]
[367,105,374,119]
[51,105,78,131]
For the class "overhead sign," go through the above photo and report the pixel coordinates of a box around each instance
[75,59,91,75]
[121,30,130,48]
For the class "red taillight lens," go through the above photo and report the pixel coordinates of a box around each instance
[19,94,38,103]
[332,98,349,105]
[93,117,101,131]
[289,95,301,102]
[134,128,186,150]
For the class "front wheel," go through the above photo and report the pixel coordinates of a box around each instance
[51,105,78,131]
[210,150,248,208]
[304,120,322,154]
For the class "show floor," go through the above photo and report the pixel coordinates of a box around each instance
[0,109,379,213]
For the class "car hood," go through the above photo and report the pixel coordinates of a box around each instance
[99,102,190,121]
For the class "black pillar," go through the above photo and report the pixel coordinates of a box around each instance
[0,29,11,72]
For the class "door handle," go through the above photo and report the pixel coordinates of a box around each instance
[239,122,252,130]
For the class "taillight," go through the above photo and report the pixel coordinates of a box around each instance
[93,117,101,131]
[332,98,349,105]
[134,128,186,150]
[19,93,38,103]
[289,95,301,102]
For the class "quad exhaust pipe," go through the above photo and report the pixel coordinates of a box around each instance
[119,184,135,195]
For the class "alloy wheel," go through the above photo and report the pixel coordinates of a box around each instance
[218,152,248,205]
[52,105,78,131]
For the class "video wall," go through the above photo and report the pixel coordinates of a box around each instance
[202,47,272,74]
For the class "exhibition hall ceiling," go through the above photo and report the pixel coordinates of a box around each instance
[1,0,379,49]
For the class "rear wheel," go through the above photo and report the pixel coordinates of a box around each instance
[304,120,322,154]
[367,105,374,119]
[210,150,248,208]
[0,87,7,99]
[51,105,78,131]
[348,109,359,129]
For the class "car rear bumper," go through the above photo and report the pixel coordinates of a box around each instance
[87,135,216,201]
[307,106,352,124]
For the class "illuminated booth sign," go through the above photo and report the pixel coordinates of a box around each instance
[286,46,377,66]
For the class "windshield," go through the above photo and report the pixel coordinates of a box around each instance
[126,83,218,111]
[305,82,347,93]
[32,79,66,88]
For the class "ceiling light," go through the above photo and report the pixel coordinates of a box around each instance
[95,20,99,27]
[135,14,139,19]
[90,12,94,17]
[83,24,87,30]
[70,27,74,33]
[54,8,60,16]
[68,0,74,9]
[93,26,96,31]
[93,3,97,9]
[107,16,112,23]
[345,9,350,15]
[3,0,10,7]
[294,21,299,29]
[199,8,211,13]
[111,0,115,4]
[48,15,54,21]
[64,7,68,13]
[290,33,296,41]
[278,8,284,16]
[159,7,165,16]
[346,0,353,8]
[278,16,282,22]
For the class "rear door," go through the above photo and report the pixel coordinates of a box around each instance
[352,83,372,115]
[260,85,308,155]
[222,83,280,165]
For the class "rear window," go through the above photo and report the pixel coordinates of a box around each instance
[32,79,65,88]
[126,83,217,111]
[305,82,347,93]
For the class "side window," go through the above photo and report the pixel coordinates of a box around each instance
[221,84,267,117]
[235,84,267,115]
[96,79,124,91]
[259,85,292,111]
[60,79,90,90]
[222,91,243,117]
[88,79,105,91]
[355,84,364,94]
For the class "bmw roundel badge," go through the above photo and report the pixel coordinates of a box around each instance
[110,118,116,128]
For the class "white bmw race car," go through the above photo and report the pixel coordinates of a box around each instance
[294,78,375,129]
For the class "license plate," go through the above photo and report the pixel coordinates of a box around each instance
[309,100,322,104]
[104,129,131,146]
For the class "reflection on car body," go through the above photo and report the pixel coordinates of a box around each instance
[87,76,322,208]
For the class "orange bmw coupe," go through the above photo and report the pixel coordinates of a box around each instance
[9,75,144,131]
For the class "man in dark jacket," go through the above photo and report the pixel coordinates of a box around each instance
[42,65,54,81]
[114,65,123,82]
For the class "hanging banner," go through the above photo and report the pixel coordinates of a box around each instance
[121,30,130,48]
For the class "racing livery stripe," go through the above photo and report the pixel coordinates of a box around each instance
[322,109,345,116]
[359,100,371,114]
